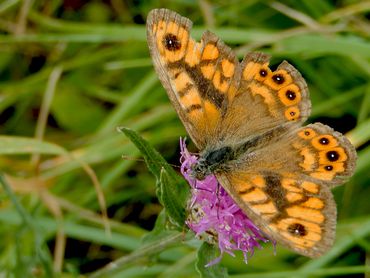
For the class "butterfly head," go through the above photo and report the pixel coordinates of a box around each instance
[191,146,234,180]
[190,161,211,180]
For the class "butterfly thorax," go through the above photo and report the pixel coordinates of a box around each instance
[191,146,235,180]
[191,127,289,180]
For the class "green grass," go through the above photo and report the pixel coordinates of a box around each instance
[0,1,369,277]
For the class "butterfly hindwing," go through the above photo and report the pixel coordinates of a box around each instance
[216,123,356,256]
[217,171,335,257]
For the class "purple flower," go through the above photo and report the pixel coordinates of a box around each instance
[180,138,274,266]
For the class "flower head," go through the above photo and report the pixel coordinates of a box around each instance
[180,138,273,266]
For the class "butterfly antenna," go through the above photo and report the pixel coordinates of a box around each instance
[121,155,181,168]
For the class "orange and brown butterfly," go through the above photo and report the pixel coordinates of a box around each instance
[146,9,357,257]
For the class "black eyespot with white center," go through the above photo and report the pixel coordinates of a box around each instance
[288,223,307,237]
[286,90,296,100]
[272,74,285,84]
[163,33,181,51]
[324,165,333,171]
[259,69,268,77]
[326,151,339,162]
[319,137,329,145]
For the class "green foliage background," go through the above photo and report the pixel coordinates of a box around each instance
[0,0,369,277]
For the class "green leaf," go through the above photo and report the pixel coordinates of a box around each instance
[0,136,67,155]
[196,242,228,278]
[159,168,188,226]
[119,127,189,227]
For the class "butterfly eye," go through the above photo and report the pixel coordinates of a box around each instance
[191,163,207,180]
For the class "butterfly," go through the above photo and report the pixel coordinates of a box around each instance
[146,8,357,257]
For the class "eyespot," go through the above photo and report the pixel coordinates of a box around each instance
[286,90,296,100]
[319,147,347,164]
[285,106,300,121]
[298,128,316,139]
[319,137,329,145]
[278,84,301,106]
[272,74,285,84]
[287,223,307,237]
[312,135,338,150]
[163,33,181,51]
[324,165,333,171]
[263,69,292,90]
[326,151,339,162]
[259,69,268,77]
[254,66,271,81]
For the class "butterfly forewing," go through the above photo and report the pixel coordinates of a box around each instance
[147,9,240,148]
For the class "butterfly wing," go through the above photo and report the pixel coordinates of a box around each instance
[217,123,356,257]
[147,9,240,149]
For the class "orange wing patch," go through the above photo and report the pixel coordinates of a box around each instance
[286,206,325,223]
[221,59,235,78]
[281,178,303,193]
[184,39,202,67]
[302,197,324,209]
[299,147,316,171]
[201,64,215,80]
[202,43,219,60]
[301,181,319,193]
